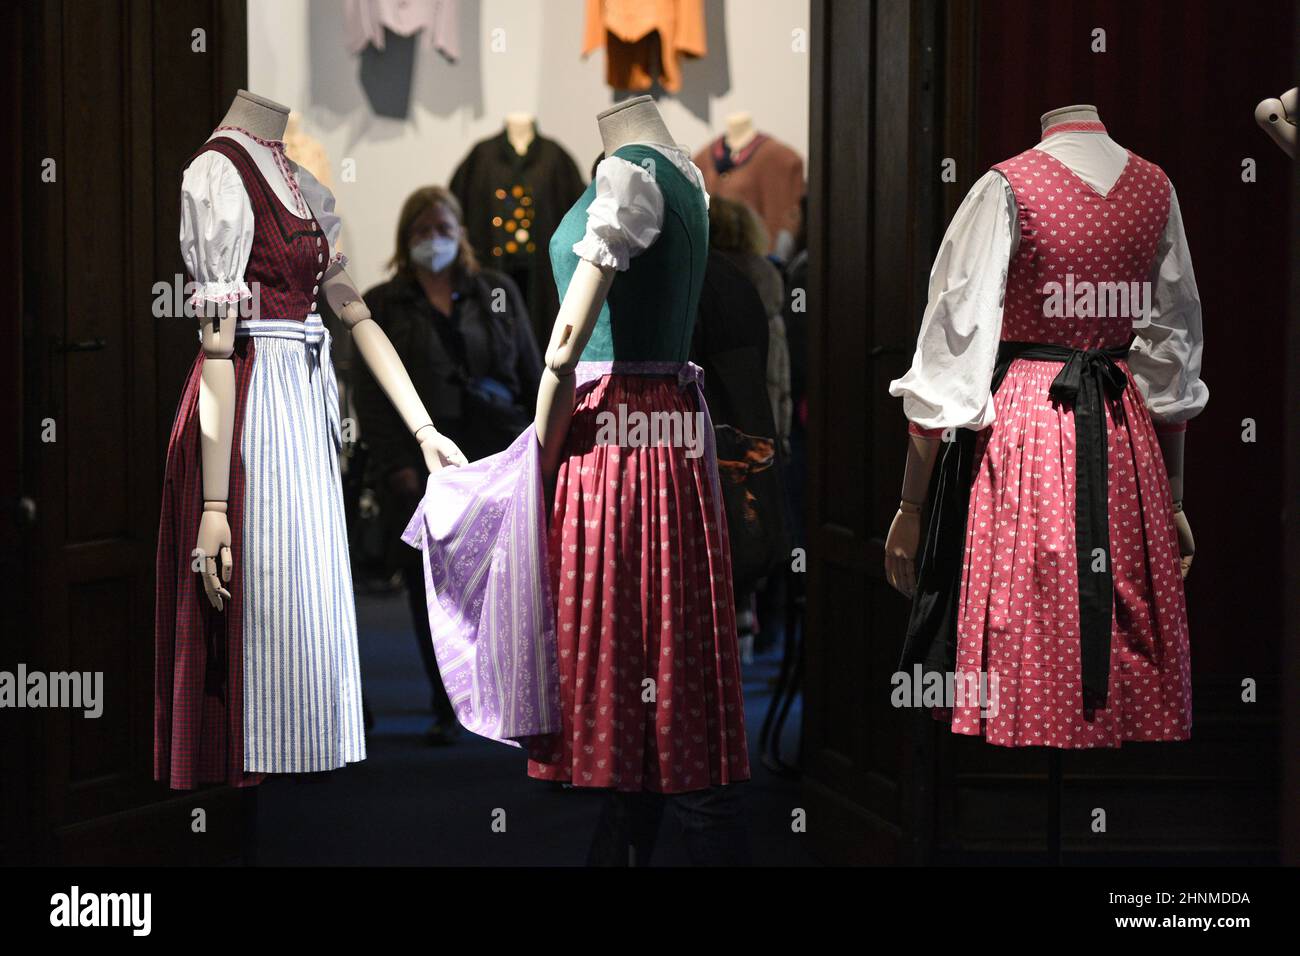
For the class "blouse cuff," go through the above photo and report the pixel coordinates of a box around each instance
[188,280,253,309]
[572,233,627,271]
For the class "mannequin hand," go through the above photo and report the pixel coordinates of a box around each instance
[195,509,233,611]
[884,508,921,598]
[1173,509,1195,579]
[418,429,467,472]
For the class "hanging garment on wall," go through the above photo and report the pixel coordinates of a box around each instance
[890,121,1208,749]
[694,133,805,255]
[582,0,707,93]
[155,128,364,790]
[406,143,751,792]
[449,127,586,348]
[345,0,460,62]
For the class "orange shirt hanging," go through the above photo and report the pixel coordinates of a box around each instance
[582,0,707,93]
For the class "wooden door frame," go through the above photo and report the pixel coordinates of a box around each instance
[803,0,962,865]
[1284,7,1300,867]
[12,0,251,865]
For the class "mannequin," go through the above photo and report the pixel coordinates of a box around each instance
[533,97,672,478]
[886,104,1206,750]
[449,120,586,348]
[158,90,465,790]
[886,104,1194,596]
[1255,87,1298,157]
[284,111,334,190]
[505,112,536,156]
[405,93,750,863]
[694,114,804,259]
[195,90,463,609]
[724,111,758,152]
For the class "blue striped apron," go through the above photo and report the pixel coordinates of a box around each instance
[234,315,366,773]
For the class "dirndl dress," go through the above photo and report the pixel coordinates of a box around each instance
[894,128,1205,749]
[155,132,365,788]
[404,142,751,793]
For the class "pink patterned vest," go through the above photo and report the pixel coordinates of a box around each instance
[993,133,1170,350]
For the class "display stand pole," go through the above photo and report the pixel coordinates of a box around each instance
[1047,749,1063,865]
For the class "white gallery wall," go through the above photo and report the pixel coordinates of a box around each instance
[249,0,811,294]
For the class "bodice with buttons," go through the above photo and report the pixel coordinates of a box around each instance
[187,136,331,321]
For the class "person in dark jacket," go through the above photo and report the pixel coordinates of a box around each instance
[353,185,543,744]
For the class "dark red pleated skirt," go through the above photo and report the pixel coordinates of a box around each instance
[527,374,751,793]
[154,339,264,790]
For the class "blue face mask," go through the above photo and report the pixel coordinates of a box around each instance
[411,235,459,274]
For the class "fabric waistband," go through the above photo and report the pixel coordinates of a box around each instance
[236,315,326,343]
[573,360,723,539]
[196,314,326,345]
[573,360,704,391]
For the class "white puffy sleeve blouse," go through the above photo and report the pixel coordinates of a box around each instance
[573,144,710,272]
[888,173,1207,437]
[179,141,347,310]
[180,153,254,308]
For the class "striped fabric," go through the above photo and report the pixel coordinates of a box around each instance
[240,316,366,772]
[400,361,721,754]
[402,426,559,747]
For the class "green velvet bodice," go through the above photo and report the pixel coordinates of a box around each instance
[548,144,709,363]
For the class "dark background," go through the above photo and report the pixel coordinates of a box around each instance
[1,0,1296,867]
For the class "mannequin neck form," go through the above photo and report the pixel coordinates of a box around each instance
[597,95,674,155]
[1036,104,1128,196]
[1041,104,1101,135]
[725,112,757,151]
[220,90,290,141]
[505,112,536,155]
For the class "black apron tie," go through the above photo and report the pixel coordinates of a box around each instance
[899,338,1132,716]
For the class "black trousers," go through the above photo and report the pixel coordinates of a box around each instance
[586,785,751,867]
[403,555,456,724]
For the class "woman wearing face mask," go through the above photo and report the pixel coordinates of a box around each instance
[353,185,542,744]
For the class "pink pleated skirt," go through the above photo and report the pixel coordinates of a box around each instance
[526,373,751,792]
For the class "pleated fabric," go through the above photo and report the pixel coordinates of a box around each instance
[950,358,1192,747]
[526,373,751,793]
[154,338,264,790]
[239,318,366,772]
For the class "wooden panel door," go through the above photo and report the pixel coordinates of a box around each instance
[7,0,249,865]
[802,0,948,865]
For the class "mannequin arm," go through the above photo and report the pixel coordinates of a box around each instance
[323,265,465,470]
[1157,428,1195,576]
[883,433,942,597]
[196,307,237,609]
[535,259,617,479]
[1156,428,1184,503]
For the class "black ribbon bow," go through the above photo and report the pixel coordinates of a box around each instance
[899,339,1132,716]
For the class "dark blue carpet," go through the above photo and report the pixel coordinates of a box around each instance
[256,589,816,866]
